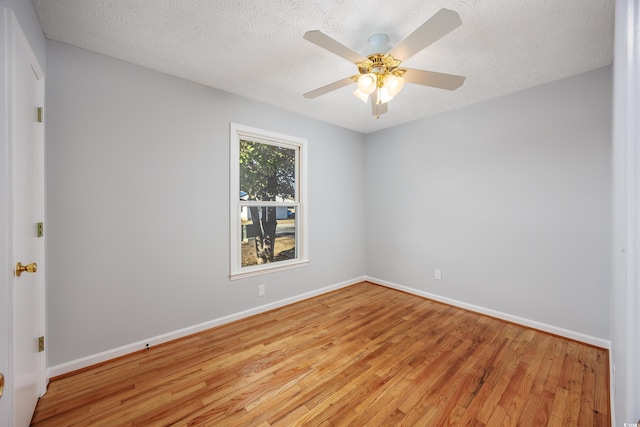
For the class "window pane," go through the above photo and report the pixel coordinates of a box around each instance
[240,206,297,267]
[240,140,296,203]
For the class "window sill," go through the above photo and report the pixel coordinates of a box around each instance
[229,259,310,281]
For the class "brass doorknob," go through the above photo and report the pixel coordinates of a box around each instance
[0,373,4,399]
[15,262,37,277]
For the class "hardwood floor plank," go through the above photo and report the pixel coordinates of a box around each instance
[578,346,597,426]
[31,282,610,426]
[504,394,528,427]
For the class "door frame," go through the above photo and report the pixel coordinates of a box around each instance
[0,6,47,425]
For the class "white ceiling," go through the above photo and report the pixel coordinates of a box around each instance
[32,0,614,134]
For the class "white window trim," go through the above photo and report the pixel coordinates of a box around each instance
[229,123,309,280]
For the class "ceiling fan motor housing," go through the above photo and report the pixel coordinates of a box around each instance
[357,54,404,78]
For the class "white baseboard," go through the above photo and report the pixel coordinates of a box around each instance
[365,276,611,350]
[48,275,610,379]
[47,276,365,378]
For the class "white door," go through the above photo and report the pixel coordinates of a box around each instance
[9,11,46,427]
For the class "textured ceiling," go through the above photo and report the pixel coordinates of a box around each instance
[32,0,614,134]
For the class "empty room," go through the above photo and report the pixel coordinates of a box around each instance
[1,0,638,426]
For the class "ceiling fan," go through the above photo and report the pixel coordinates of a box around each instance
[303,8,466,118]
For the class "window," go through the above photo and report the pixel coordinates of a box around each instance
[230,123,308,279]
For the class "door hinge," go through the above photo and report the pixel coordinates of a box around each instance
[38,336,45,352]
[37,107,44,123]
[37,222,43,238]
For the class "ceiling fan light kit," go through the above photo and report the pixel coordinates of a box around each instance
[351,55,406,106]
[303,8,466,119]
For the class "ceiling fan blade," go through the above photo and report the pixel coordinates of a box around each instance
[388,8,462,62]
[304,30,368,64]
[403,68,465,91]
[371,92,388,117]
[303,77,354,99]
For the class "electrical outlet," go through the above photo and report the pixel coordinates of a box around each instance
[435,269,442,281]
[258,284,266,297]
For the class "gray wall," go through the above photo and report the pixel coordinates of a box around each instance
[364,66,611,340]
[45,40,366,366]
[46,39,612,368]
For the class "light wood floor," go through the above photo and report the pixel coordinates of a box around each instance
[31,282,610,426]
